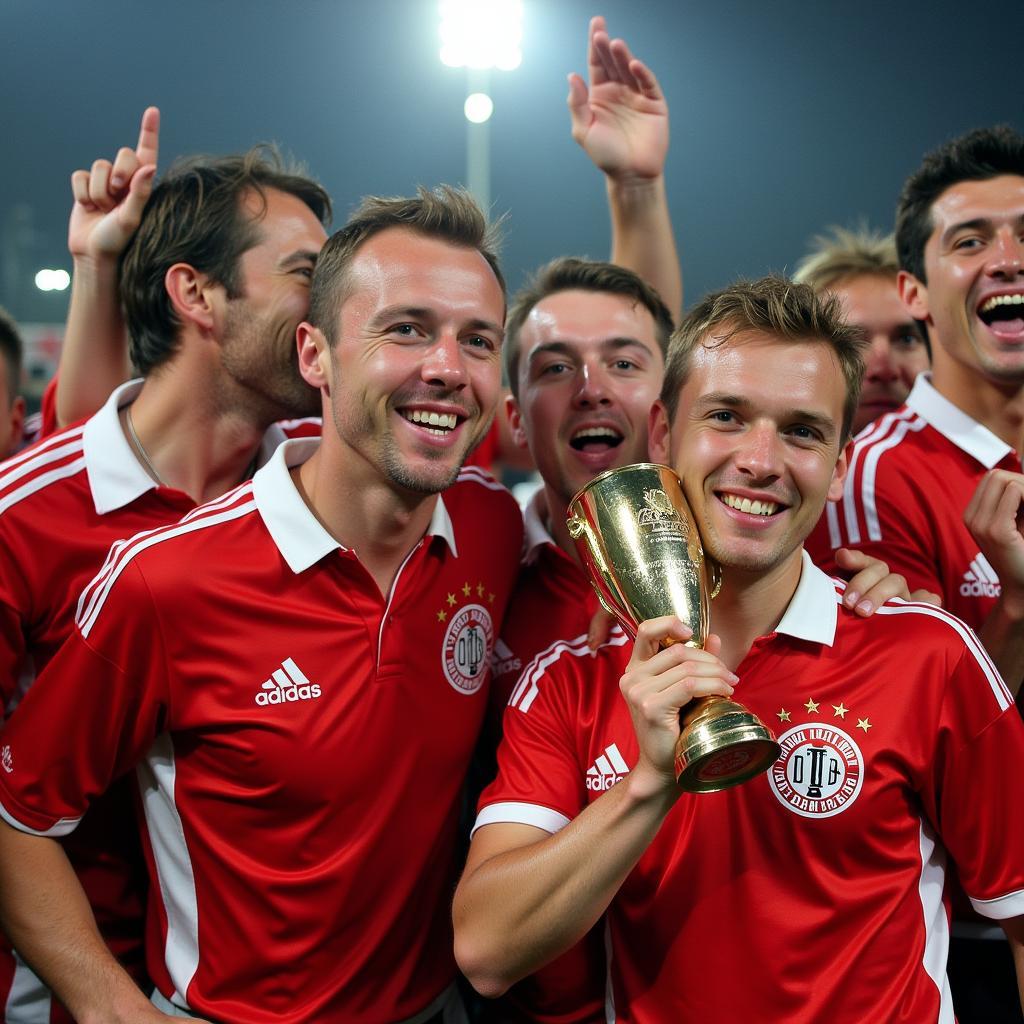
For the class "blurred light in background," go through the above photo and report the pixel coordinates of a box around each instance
[464,92,494,124]
[34,269,70,292]
[439,0,522,71]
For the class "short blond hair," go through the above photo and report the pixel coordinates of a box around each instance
[660,276,866,441]
[792,224,897,293]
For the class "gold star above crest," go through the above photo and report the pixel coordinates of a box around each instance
[437,609,447,623]
[488,592,495,604]
[777,708,792,723]
[476,582,485,597]
[857,718,872,733]
[833,703,849,719]
[446,592,457,607]
[462,582,472,597]
[804,698,820,714]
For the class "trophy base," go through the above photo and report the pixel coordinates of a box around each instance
[674,697,781,794]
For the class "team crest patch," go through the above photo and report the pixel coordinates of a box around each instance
[442,603,494,695]
[768,723,864,819]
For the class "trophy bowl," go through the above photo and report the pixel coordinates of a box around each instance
[567,463,780,793]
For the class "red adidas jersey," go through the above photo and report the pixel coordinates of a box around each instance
[806,374,1021,631]
[489,491,606,1024]
[477,551,1024,1023]
[0,439,522,1024]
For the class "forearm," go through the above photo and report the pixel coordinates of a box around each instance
[454,771,676,997]
[607,173,682,320]
[979,595,1024,697]
[0,822,154,1023]
[58,256,132,427]
[1000,915,1024,1013]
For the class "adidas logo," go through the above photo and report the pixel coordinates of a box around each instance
[492,638,521,677]
[960,553,1001,599]
[586,743,630,792]
[255,658,322,706]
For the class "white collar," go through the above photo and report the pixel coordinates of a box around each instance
[251,438,458,574]
[772,550,838,646]
[83,380,157,515]
[905,373,1013,470]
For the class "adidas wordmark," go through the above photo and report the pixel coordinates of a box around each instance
[960,553,1001,599]
[586,743,630,792]
[255,657,322,706]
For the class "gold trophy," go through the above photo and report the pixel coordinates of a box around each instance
[567,463,780,793]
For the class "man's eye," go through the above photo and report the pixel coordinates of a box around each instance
[894,331,924,349]
[710,410,735,424]
[786,425,819,442]
[292,266,314,279]
[612,359,638,371]
[393,323,419,337]
[953,236,983,251]
[540,362,570,376]
[465,335,494,351]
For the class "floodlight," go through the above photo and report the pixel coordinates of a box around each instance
[464,93,494,124]
[35,269,70,292]
[439,0,522,70]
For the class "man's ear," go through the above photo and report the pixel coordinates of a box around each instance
[827,439,851,504]
[898,270,930,323]
[297,322,330,390]
[5,396,24,456]
[505,393,529,451]
[165,264,218,334]
[648,400,671,464]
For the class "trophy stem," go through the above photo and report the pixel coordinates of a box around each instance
[674,695,781,794]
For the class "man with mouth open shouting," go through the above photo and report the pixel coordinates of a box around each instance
[453,276,1024,1024]
[808,127,1024,696]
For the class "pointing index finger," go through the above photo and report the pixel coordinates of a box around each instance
[136,106,160,169]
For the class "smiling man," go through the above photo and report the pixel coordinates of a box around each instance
[0,187,523,1024]
[453,276,1024,1023]
[809,127,1024,697]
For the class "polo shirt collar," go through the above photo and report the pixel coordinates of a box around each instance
[905,373,1012,469]
[252,438,458,574]
[523,489,558,566]
[772,550,838,647]
[83,379,157,515]
[83,379,292,516]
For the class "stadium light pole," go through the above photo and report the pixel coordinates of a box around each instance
[439,0,523,219]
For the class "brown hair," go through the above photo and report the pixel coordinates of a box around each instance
[120,146,331,374]
[660,276,866,441]
[502,257,674,400]
[0,306,22,404]
[308,185,504,345]
[793,224,898,292]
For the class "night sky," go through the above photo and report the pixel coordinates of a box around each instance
[3,0,1021,324]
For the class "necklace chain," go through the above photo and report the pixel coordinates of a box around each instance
[125,405,167,487]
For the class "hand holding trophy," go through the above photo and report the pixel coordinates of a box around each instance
[567,463,781,792]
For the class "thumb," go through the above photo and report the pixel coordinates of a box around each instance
[121,164,157,228]
[566,72,591,140]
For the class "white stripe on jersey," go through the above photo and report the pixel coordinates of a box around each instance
[917,820,955,1023]
[4,951,51,1023]
[137,734,200,1007]
[874,601,1013,712]
[456,465,507,492]
[0,456,87,516]
[825,500,841,550]
[510,630,629,715]
[76,493,257,639]
[0,798,80,838]
[837,410,909,543]
[0,424,84,478]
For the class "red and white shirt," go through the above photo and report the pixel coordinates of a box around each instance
[477,551,1024,1023]
[806,374,1021,630]
[0,379,288,1021]
[489,491,606,1024]
[0,439,522,1024]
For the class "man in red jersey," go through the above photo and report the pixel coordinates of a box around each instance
[806,127,1024,696]
[0,119,330,1022]
[793,225,930,435]
[804,124,1024,1024]
[0,187,522,1024]
[454,276,1024,1024]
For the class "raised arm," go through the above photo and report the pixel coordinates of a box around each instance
[453,617,735,996]
[569,16,681,319]
[59,107,159,426]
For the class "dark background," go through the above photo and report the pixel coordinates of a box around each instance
[2,0,1021,324]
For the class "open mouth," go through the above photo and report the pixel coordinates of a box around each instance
[400,409,462,437]
[717,492,783,517]
[978,294,1024,338]
[569,426,624,453]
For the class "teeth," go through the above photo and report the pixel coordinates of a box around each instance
[980,294,1024,313]
[573,426,621,440]
[721,493,778,516]
[406,410,457,430]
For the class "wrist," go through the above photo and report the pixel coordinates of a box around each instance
[605,172,666,202]
[70,252,121,284]
[623,759,679,809]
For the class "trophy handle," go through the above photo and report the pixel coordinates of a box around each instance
[568,515,635,632]
[708,557,722,600]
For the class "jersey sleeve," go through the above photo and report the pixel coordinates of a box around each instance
[475,655,586,836]
[0,560,169,837]
[818,448,944,595]
[921,639,1024,919]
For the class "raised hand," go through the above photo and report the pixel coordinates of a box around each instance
[567,16,669,183]
[68,106,159,261]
